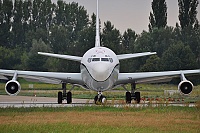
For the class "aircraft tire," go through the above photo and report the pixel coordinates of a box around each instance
[135,92,140,103]
[101,95,107,104]
[58,91,62,104]
[126,92,131,103]
[94,95,98,104]
[67,92,72,104]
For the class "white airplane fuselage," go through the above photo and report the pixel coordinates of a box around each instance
[81,47,119,92]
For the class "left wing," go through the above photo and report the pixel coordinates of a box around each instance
[116,69,200,85]
[117,52,156,60]
[116,69,200,95]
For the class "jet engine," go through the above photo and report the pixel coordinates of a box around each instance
[5,80,21,96]
[178,80,193,95]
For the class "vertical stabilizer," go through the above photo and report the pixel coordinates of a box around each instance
[95,0,100,47]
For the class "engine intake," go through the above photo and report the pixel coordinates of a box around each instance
[5,80,21,96]
[178,80,193,95]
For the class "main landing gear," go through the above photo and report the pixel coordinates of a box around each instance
[58,83,72,104]
[124,83,141,104]
[94,92,107,104]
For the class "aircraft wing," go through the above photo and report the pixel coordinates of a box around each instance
[116,69,200,85]
[117,52,156,60]
[0,69,84,85]
[38,52,82,62]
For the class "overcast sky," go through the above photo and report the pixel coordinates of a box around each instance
[52,0,200,34]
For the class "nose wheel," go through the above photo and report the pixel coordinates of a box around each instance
[94,92,107,104]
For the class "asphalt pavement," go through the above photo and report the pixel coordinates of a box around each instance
[0,95,196,108]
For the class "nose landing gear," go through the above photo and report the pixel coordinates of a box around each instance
[94,92,107,104]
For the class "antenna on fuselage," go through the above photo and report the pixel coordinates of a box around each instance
[95,0,100,47]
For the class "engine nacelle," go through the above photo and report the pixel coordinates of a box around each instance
[5,80,21,96]
[178,80,193,95]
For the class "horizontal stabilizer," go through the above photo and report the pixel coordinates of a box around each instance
[38,52,82,62]
[117,52,156,60]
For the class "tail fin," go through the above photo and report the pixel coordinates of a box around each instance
[95,0,100,47]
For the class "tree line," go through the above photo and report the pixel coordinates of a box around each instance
[0,0,199,76]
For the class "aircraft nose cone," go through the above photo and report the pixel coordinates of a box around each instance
[92,63,110,81]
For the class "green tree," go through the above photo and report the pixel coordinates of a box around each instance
[19,52,29,70]
[102,21,121,54]
[178,0,199,29]
[180,26,200,62]
[140,55,161,72]
[12,0,24,47]
[25,28,49,51]
[122,29,137,53]
[39,0,53,30]
[76,14,96,56]
[66,2,89,43]
[0,0,4,46]
[26,39,51,71]
[161,42,197,70]
[0,0,13,47]
[23,0,32,30]
[193,21,200,66]
[149,0,167,31]
[49,25,69,54]
[54,0,65,26]
[0,47,21,69]
[135,27,175,57]
[120,29,137,72]
[32,0,43,30]
[133,27,178,72]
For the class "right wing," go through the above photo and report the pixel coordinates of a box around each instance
[0,69,84,85]
[38,52,82,62]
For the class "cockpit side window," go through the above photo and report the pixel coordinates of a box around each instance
[88,58,92,63]
[109,58,113,63]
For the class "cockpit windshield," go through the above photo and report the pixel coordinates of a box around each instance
[101,58,109,61]
[92,58,100,61]
[88,57,113,63]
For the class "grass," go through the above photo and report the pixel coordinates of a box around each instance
[0,106,199,133]
[1,80,200,132]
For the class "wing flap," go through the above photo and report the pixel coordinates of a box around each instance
[136,76,173,84]
[24,77,61,84]
[0,75,8,80]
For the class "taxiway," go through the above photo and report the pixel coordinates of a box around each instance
[0,95,196,108]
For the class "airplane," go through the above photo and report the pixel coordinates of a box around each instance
[0,0,199,104]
